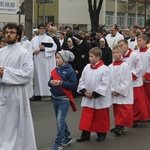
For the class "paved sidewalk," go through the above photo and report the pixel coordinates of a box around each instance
[31,97,150,150]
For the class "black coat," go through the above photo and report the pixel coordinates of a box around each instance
[100,46,112,66]
[76,41,91,76]
[68,46,80,71]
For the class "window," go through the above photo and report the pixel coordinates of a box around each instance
[105,12,113,29]
[117,13,125,28]
[128,14,135,28]
[38,16,54,25]
[138,15,144,27]
[46,16,54,23]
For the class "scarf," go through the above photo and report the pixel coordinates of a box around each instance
[113,60,124,66]
[140,46,148,52]
[123,49,132,58]
[90,60,104,69]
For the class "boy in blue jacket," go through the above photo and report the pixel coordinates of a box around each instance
[48,50,77,150]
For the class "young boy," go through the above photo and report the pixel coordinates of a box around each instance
[108,45,133,136]
[76,47,111,142]
[118,39,148,127]
[48,50,78,150]
[136,35,150,119]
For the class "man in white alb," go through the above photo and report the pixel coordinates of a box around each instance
[0,23,37,150]
[31,23,57,101]
[19,24,34,99]
[105,24,124,49]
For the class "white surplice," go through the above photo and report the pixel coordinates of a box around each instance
[21,36,33,57]
[31,34,57,96]
[123,51,143,87]
[77,64,112,109]
[136,48,150,76]
[105,32,124,49]
[108,62,133,104]
[127,37,138,51]
[21,36,34,98]
[0,43,37,150]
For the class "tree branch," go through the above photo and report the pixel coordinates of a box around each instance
[97,0,103,15]
[94,0,97,11]
[88,0,93,12]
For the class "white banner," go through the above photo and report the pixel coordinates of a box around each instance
[0,0,24,14]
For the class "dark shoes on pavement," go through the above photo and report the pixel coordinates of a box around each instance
[110,126,124,133]
[96,133,106,141]
[76,131,90,142]
[110,126,124,136]
[114,128,122,136]
[133,121,138,128]
[76,137,90,142]
[30,96,41,101]
[76,131,107,142]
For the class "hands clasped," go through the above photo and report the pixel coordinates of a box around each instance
[84,91,94,99]
[50,80,61,86]
[0,67,4,76]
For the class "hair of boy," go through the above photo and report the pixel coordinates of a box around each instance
[129,28,136,34]
[112,45,122,53]
[118,39,128,45]
[3,23,22,42]
[89,47,102,59]
[121,29,129,35]
[137,34,148,41]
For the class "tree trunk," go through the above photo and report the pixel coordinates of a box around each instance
[88,0,103,31]
[24,0,33,40]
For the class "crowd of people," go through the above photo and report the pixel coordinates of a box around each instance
[0,22,150,150]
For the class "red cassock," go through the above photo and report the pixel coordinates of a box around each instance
[133,86,148,121]
[79,107,110,133]
[123,49,148,121]
[142,83,150,118]
[138,46,150,119]
[113,104,133,127]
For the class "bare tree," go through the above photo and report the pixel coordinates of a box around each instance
[88,0,103,31]
[24,0,33,40]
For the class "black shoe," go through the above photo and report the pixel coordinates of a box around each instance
[133,121,138,128]
[114,127,122,136]
[97,133,106,141]
[110,126,124,133]
[110,127,116,133]
[76,137,90,142]
[30,96,41,101]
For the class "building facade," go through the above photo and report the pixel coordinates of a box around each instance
[0,0,25,29]
[33,0,149,31]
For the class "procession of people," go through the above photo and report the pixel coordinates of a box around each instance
[0,22,150,150]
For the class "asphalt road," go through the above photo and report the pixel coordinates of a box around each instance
[30,96,150,150]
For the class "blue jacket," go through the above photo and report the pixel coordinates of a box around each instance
[48,63,77,97]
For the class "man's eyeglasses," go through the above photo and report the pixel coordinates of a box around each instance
[5,31,17,34]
